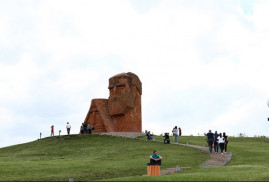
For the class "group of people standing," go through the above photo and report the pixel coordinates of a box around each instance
[206,130,228,154]
[172,126,182,143]
[50,122,94,137]
[50,122,71,136]
[80,122,93,134]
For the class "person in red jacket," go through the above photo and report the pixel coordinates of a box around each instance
[51,125,54,136]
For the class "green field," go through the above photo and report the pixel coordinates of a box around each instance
[0,135,268,181]
[0,135,207,181]
[110,135,269,181]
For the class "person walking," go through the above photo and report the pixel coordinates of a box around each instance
[51,125,54,136]
[223,132,229,153]
[206,130,215,153]
[179,127,182,136]
[214,131,219,152]
[173,126,178,143]
[66,122,71,135]
[217,133,225,154]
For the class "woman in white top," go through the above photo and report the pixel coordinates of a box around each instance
[217,133,225,154]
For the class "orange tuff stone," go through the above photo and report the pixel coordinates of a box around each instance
[84,72,142,133]
[147,165,160,176]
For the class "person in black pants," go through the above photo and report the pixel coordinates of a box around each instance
[218,133,225,154]
[87,123,92,134]
[214,131,219,152]
[206,130,215,153]
[163,133,170,144]
[149,151,162,165]
[147,131,153,140]
[223,132,228,153]
[83,123,87,134]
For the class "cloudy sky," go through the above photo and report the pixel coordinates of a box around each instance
[1,0,269,148]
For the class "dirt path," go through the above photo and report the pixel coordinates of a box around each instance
[140,140,232,175]
[99,133,232,175]
[159,142,232,175]
[177,142,232,167]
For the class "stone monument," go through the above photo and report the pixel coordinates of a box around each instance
[83,72,142,133]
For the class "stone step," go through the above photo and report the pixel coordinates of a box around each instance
[94,126,105,129]
[93,124,106,133]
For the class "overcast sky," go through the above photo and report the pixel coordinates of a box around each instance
[1,0,269,148]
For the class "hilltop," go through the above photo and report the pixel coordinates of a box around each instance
[1,135,269,181]
[0,134,207,181]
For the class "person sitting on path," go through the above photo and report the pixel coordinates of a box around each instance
[149,150,162,166]
[51,125,54,137]
[206,130,215,153]
[223,132,229,153]
[217,133,225,154]
[147,131,153,140]
[66,122,71,135]
[214,131,219,152]
[163,133,170,144]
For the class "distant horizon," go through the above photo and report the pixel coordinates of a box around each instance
[1,131,268,149]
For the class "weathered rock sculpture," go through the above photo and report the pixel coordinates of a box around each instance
[84,72,142,133]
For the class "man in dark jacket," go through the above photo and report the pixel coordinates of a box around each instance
[206,130,215,153]
[214,131,219,152]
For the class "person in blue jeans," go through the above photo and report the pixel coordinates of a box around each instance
[214,131,219,152]
[147,131,153,140]
[173,126,178,143]
[149,150,162,165]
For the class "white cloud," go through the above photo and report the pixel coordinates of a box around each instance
[0,107,15,127]
[1,0,269,147]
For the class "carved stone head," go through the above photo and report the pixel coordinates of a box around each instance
[108,72,142,116]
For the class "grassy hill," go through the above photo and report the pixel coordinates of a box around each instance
[0,135,208,181]
[1,135,269,181]
[110,135,269,181]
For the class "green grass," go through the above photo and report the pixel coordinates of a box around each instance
[0,135,208,181]
[1,135,269,181]
[109,136,269,181]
